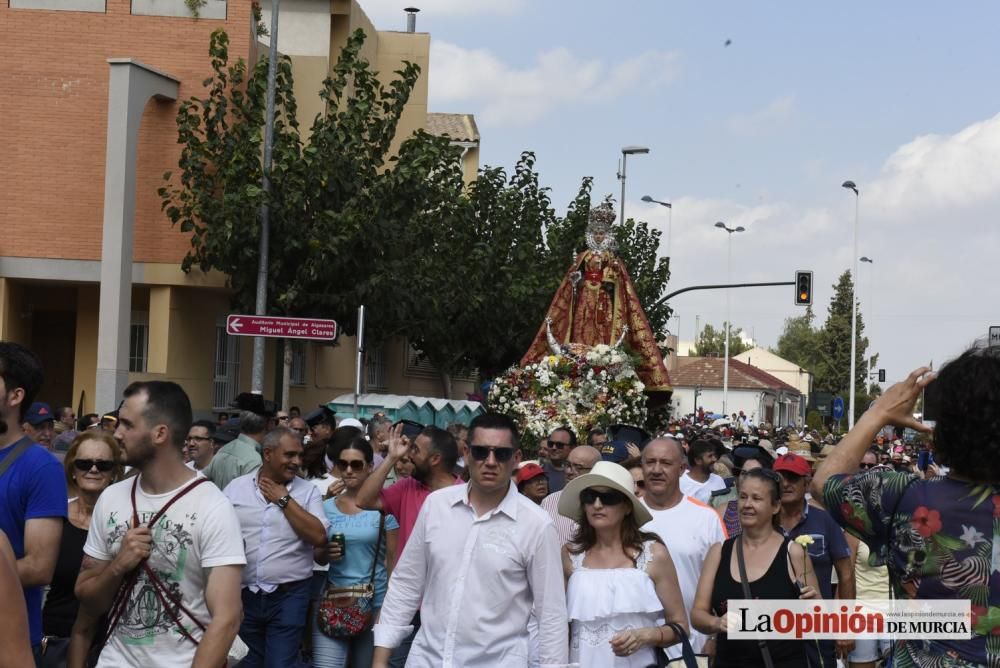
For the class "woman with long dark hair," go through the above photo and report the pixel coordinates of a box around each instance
[557,461,688,666]
[691,468,819,667]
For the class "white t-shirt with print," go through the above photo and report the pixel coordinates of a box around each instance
[84,474,246,668]
[679,470,727,504]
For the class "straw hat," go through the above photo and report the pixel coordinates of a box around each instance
[558,461,652,526]
[790,447,816,463]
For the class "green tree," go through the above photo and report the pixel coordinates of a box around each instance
[774,306,822,371]
[813,270,873,419]
[693,322,752,357]
[160,29,458,351]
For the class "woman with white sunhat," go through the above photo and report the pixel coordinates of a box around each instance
[558,461,689,667]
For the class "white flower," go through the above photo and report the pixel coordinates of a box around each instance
[961,525,985,548]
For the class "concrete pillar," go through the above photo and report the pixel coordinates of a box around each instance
[95,59,178,412]
[148,286,172,374]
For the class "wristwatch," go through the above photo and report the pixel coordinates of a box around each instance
[276,494,292,509]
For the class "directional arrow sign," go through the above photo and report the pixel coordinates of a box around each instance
[226,315,338,341]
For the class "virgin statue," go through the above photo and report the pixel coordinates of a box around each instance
[521,203,672,392]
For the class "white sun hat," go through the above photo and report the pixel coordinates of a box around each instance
[557,461,652,526]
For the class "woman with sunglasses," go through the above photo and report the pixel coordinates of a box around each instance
[691,469,820,667]
[41,431,123,666]
[313,434,398,668]
[557,461,688,666]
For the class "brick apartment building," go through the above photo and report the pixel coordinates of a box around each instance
[0,0,479,420]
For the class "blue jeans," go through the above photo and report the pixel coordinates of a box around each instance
[311,607,378,668]
[238,579,311,668]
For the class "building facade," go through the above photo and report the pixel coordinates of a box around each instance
[1,0,479,418]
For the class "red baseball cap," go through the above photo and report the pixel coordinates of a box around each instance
[773,453,812,477]
[515,463,547,485]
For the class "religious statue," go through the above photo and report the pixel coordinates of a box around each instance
[521,203,672,392]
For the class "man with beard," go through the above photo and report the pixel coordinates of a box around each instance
[679,438,727,504]
[357,423,460,667]
[224,427,327,666]
[75,381,245,668]
[0,343,66,660]
[641,437,727,661]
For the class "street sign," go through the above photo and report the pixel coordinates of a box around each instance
[226,315,338,341]
[810,392,833,417]
[990,326,1000,348]
[832,396,845,421]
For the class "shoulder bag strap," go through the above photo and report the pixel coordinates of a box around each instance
[0,438,33,479]
[736,537,776,668]
[368,512,385,586]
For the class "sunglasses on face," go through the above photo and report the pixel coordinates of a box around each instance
[580,488,627,506]
[74,459,115,473]
[565,462,593,474]
[469,445,515,462]
[336,459,366,472]
[634,480,646,489]
[859,462,877,469]
[547,440,572,449]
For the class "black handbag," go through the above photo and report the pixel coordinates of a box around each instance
[658,621,710,667]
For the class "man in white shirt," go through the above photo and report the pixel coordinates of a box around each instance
[76,381,246,668]
[224,427,328,666]
[679,438,727,503]
[373,413,568,668]
[540,445,601,545]
[641,437,727,659]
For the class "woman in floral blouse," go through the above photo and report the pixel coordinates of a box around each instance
[812,347,1000,667]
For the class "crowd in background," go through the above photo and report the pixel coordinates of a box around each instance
[1,339,997,668]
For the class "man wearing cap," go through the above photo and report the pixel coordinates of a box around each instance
[515,463,549,505]
[0,343,67,660]
[640,437,726,660]
[203,411,266,490]
[541,445,602,545]
[22,402,56,451]
[305,405,337,443]
[774,452,853,667]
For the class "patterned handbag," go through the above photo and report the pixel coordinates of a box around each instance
[317,514,384,638]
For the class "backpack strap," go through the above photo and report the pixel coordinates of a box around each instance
[0,438,33,480]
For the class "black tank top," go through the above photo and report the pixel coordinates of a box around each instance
[710,535,807,668]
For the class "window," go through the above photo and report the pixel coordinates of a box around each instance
[128,320,148,373]
[367,344,387,392]
[290,340,306,386]
[213,324,241,410]
[403,339,476,382]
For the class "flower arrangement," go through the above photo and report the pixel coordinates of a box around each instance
[488,343,647,447]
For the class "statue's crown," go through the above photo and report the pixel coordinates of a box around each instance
[589,203,617,227]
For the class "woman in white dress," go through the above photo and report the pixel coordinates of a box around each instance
[558,461,689,667]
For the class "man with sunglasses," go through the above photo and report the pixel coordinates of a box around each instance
[373,413,568,668]
[541,427,575,492]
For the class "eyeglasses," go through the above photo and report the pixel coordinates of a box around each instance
[565,462,593,474]
[634,480,646,489]
[74,459,115,473]
[185,436,212,444]
[547,440,573,449]
[858,462,877,469]
[469,445,515,462]
[580,488,627,506]
[277,416,289,422]
[291,427,309,434]
[336,459,366,472]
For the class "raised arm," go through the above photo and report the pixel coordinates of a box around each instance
[357,423,408,511]
[191,565,243,668]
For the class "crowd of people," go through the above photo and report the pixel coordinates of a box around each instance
[1,338,998,667]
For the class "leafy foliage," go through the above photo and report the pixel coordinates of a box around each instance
[692,322,752,357]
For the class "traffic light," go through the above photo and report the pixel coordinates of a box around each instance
[878,369,886,383]
[794,270,813,305]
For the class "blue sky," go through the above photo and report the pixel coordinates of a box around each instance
[364,1,1000,387]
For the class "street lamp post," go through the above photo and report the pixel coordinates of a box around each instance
[618,146,649,225]
[861,256,874,380]
[714,221,745,415]
[641,195,673,256]
[842,180,860,428]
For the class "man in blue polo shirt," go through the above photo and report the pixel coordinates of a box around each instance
[0,342,68,657]
[775,452,854,668]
